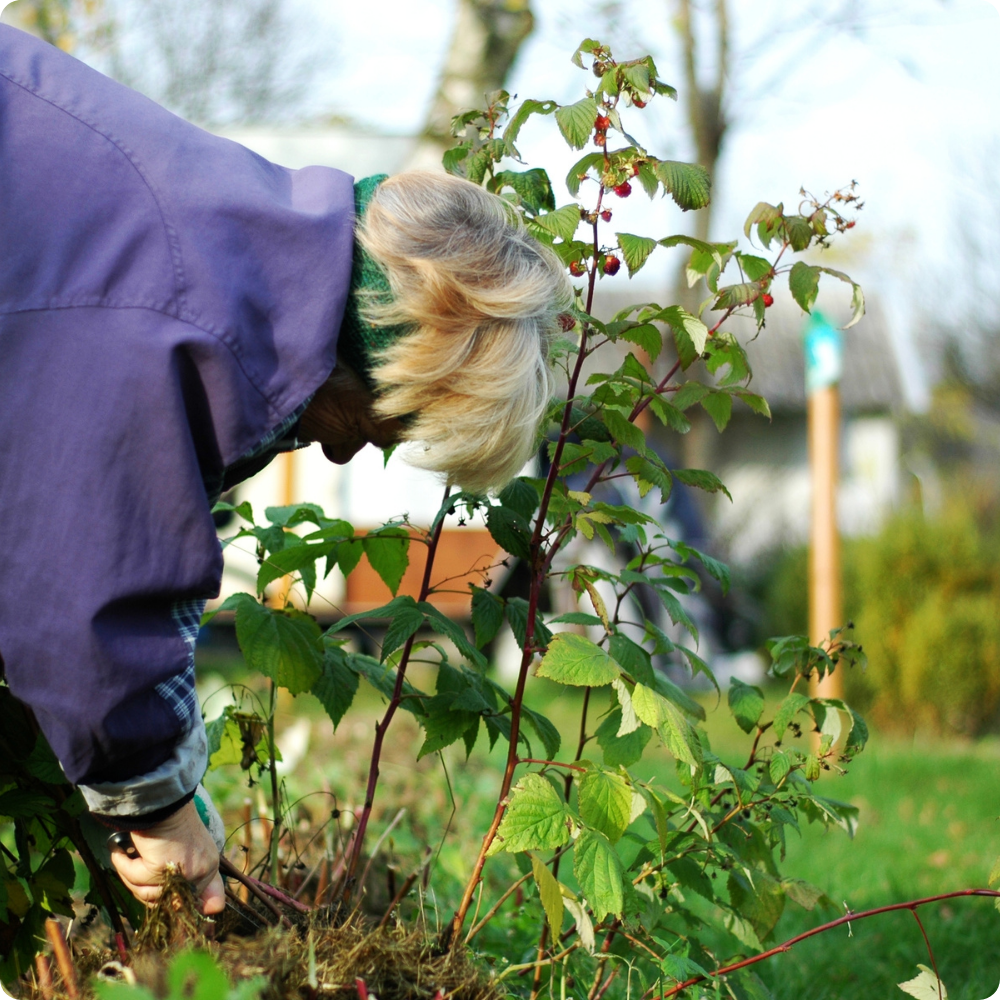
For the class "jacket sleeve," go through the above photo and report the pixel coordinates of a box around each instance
[0,305,236,812]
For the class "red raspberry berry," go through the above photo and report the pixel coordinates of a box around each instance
[602,255,621,276]
[634,98,647,108]
[600,209,612,222]
[846,220,856,229]
[762,293,774,307]
[594,132,606,148]
[613,181,632,198]
[631,162,641,176]
[569,260,587,277]
[595,114,610,130]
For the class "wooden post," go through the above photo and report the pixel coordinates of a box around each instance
[804,311,843,703]
[808,385,842,701]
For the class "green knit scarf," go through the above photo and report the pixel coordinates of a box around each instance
[337,174,412,389]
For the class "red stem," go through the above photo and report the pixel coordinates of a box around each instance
[911,909,943,1000]
[341,488,450,900]
[646,889,1000,1000]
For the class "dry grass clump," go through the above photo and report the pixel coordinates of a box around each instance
[18,872,502,1000]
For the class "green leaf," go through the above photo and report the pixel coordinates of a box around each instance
[311,647,359,730]
[728,678,765,734]
[631,684,699,766]
[782,878,828,911]
[728,868,785,942]
[789,261,820,313]
[615,233,658,277]
[596,709,651,768]
[499,478,540,522]
[265,503,327,528]
[574,830,624,922]
[531,855,564,941]
[419,601,487,669]
[256,542,332,596]
[769,751,791,785]
[336,538,364,577]
[578,767,633,843]
[602,408,645,453]
[817,266,866,329]
[521,705,562,761]
[502,99,557,157]
[234,598,323,695]
[714,281,760,310]
[362,527,410,595]
[30,849,75,917]
[471,587,505,648]
[744,201,783,240]
[673,467,732,500]
[492,773,571,854]
[493,168,556,213]
[772,692,810,739]
[655,305,709,365]
[566,152,606,196]
[608,634,655,686]
[536,633,620,687]
[505,597,553,650]
[898,965,949,1000]
[784,215,813,251]
[417,695,479,759]
[530,204,583,244]
[654,160,711,211]
[555,96,598,149]
[737,253,773,282]
[701,391,732,432]
[486,504,532,560]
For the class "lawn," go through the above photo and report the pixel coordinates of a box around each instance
[196,649,1000,1000]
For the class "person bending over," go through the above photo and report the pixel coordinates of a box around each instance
[0,25,570,914]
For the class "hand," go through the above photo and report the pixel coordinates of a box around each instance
[109,800,225,915]
[300,363,405,464]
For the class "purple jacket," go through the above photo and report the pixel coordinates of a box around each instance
[0,25,354,814]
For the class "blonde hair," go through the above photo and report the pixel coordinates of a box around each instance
[356,171,572,494]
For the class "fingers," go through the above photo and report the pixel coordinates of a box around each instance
[198,870,226,915]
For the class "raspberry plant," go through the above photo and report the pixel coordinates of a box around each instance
[8,35,989,1000]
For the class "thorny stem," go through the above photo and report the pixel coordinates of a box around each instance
[448,278,597,944]
[911,909,943,1000]
[267,680,281,885]
[645,890,1000,1000]
[342,485,450,901]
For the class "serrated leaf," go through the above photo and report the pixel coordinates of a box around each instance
[773,692,810,739]
[728,868,785,941]
[578,767,633,843]
[737,253,773,282]
[417,695,479,759]
[235,599,323,694]
[608,634,655,686]
[631,684,698,766]
[471,587,505,648]
[498,478,540,522]
[728,678,765,734]
[566,152,606,196]
[898,965,948,1000]
[789,261,821,313]
[531,855,564,941]
[615,233,658,277]
[655,160,711,210]
[574,829,624,922]
[362,527,410,595]
[522,705,562,761]
[701,391,732,432]
[744,201,782,239]
[492,168,556,213]
[486,503,532,560]
[817,266,866,328]
[502,99,557,157]
[492,773,570,853]
[781,878,827,911]
[311,647,360,730]
[611,678,641,734]
[673,467,732,500]
[603,409,646,452]
[563,896,596,953]
[555,96,598,149]
[596,709,651,768]
[784,215,813,251]
[654,305,708,365]
[536,633,620,687]
[769,751,791,785]
[714,281,760,310]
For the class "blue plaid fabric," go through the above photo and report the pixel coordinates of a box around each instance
[156,598,205,726]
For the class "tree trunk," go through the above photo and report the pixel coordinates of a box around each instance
[407,0,534,171]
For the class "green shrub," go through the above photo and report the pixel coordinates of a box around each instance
[754,500,1000,734]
